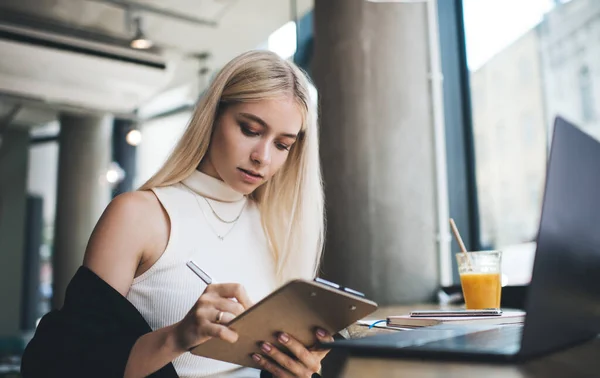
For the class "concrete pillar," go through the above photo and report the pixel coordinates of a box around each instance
[0,130,29,337]
[313,0,439,304]
[52,113,113,309]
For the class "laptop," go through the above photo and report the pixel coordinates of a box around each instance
[322,116,600,362]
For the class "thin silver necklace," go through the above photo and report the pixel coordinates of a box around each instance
[183,184,246,241]
[202,196,247,224]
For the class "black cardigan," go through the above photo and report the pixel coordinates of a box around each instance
[21,266,179,378]
[21,266,275,378]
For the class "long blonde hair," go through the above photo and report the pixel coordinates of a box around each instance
[140,50,324,282]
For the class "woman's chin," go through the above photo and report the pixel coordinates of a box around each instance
[228,180,259,196]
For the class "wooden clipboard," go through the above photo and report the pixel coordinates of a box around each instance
[189,278,378,369]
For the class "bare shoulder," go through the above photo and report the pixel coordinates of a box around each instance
[93,190,166,239]
[83,190,170,296]
[107,190,162,218]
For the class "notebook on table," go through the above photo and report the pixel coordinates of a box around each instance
[387,311,525,328]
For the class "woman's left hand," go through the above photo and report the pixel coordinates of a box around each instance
[253,328,334,377]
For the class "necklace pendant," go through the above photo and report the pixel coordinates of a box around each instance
[218,235,224,241]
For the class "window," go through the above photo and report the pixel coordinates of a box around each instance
[579,66,596,122]
[521,112,537,146]
[461,0,600,253]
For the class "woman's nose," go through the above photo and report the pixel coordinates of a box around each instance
[250,142,271,166]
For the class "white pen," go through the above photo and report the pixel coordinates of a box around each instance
[186,260,213,285]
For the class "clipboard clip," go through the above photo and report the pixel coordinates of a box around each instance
[314,277,365,297]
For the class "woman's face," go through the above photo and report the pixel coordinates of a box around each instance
[199,96,303,194]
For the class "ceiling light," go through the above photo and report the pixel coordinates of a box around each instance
[104,162,126,185]
[130,17,153,49]
[126,129,142,146]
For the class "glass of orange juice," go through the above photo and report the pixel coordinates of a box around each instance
[456,251,502,309]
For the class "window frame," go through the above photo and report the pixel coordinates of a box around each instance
[437,0,482,283]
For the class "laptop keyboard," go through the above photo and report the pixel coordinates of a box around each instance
[412,324,524,354]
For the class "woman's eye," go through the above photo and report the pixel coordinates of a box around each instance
[276,143,290,151]
[240,123,259,136]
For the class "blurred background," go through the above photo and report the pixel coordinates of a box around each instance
[0,0,598,375]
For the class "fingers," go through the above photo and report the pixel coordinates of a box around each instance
[258,340,314,377]
[180,306,239,350]
[251,353,294,378]
[201,295,245,317]
[273,333,321,374]
[206,283,254,309]
[311,328,334,359]
[186,283,251,348]
[210,308,235,325]
[202,322,239,344]
[180,283,252,350]
[254,328,332,376]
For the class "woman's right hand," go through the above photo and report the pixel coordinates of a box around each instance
[173,283,254,352]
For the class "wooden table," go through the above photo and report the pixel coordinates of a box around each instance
[322,306,600,378]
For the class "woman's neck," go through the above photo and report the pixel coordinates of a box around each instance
[197,158,222,182]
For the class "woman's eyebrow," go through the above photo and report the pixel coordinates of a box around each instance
[239,112,298,139]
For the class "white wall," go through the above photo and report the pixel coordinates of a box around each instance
[136,111,192,188]
[27,141,59,226]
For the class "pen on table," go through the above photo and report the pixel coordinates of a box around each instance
[186,260,213,285]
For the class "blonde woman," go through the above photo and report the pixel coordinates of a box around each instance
[22,50,331,378]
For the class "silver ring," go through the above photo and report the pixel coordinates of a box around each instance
[216,311,224,324]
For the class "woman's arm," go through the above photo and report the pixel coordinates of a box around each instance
[124,280,253,378]
[83,191,254,378]
[83,190,184,378]
[123,323,185,378]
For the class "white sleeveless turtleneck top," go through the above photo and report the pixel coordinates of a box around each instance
[126,170,277,378]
